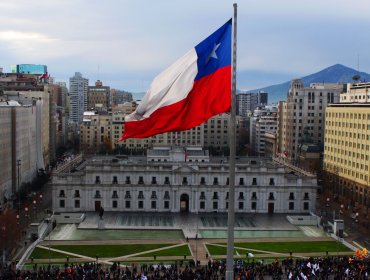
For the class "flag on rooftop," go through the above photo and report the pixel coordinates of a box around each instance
[118,20,232,141]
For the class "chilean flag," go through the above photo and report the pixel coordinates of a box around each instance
[118,19,232,141]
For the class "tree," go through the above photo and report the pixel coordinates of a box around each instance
[0,207,22,264]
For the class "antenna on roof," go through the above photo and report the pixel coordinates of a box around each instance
[98,63,100,80]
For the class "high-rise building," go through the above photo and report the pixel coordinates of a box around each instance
[0,73,53,167]
[277,78,344,161]
[87,80,110,111]
[324,82,370,212]
[11,64,47,75]
[236,91,268,115]
[69,72,89,124]
[0,97,42,209]
[56,82,68,108]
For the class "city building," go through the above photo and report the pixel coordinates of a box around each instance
[324,82,370,213]
[11,64,47,75]
[69,72,89,124]
[87,80,110,111]
[49,77,56,84]
[250,107,278,156]
[56,82,68,108]
[80,112,244,154]
[113,90,132,106]
[52,148,317,213]
[236,91,268,115]
[0,98,42,210]
[265,132,277,157]
[0,73,54,167]
[277,78,344,161]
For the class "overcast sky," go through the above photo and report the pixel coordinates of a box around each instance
[1,0,370,92]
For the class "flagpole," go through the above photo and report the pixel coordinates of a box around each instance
[226,3,237,280]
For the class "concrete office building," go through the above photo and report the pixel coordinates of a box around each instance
[0,99,42,210]
[87,80,110,111]
[324,82,370,213]
[69,72,89,124]
[0,73,54,167]
[277,78,344,161]
[52,147,317,214]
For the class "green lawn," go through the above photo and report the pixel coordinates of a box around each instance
[206,244,266,256]
[134,245,191,257]
[29,248,77,260]
[216,241,352,254]
[30,244,177,259]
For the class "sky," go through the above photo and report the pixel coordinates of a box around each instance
[1,0,370,93]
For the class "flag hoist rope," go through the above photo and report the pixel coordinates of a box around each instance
[226,3,237,280]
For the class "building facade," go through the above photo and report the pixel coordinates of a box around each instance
[87,80,110,111]
[52,150,317,213]
[69,72,89,124]
[0,100,39,209]
[277,78,344,161]
[113,90,132,106]
[324,84,370,212]
[11,64,47,75]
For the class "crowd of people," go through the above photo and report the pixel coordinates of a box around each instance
[1,256,369,280]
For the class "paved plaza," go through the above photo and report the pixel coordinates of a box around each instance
[48,212,326,240]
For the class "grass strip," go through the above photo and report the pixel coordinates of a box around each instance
[134,245,191,257]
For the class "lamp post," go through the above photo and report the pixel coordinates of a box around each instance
[196,212,198,268]
[17,159,21,217]
[33,194,37,221]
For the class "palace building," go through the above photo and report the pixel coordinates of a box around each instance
[52,146,317,214]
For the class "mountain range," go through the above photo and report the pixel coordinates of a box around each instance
[245,64,370,103]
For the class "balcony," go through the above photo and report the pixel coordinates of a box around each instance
[112,181,118,184]
[303,196,310,200]
[125,180,131,184]
[289,196,295,200]
[182,182,188,185]
[73,194,80,198]
[199,195,206,199]
[269,182,275,186]
[95,181,101,184]
[138,195,144,199]
[151,181,157,185]
[138,181,144,185]
[200,182,206,185]
[151,195,157,199]
[238,196,245,200]
[225,195,229,199]
[164,181,170,185]
[124,194,131,198]
[268,196,275,200]
[251,196,258,200]
[94,194,101,198]
[212,196,219,199]
[164,195,170,199]
[58,193,65,197]
[252,182,257,185]
[213,182,219,185]
[112,194,118,198]
[239,182,244,186]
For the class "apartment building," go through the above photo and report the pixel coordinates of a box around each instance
[277,78,344,161]
[69,72,89,124]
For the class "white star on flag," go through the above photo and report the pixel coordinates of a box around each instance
[288,272,292,279]
[205,43,221,64]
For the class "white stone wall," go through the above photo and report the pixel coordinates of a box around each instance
[52,160,317,214]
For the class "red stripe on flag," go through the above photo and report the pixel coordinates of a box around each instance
[119,65,231,141]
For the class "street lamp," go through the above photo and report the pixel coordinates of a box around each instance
[17,159,21,218]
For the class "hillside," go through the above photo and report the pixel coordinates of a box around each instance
[246,64,370,103]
